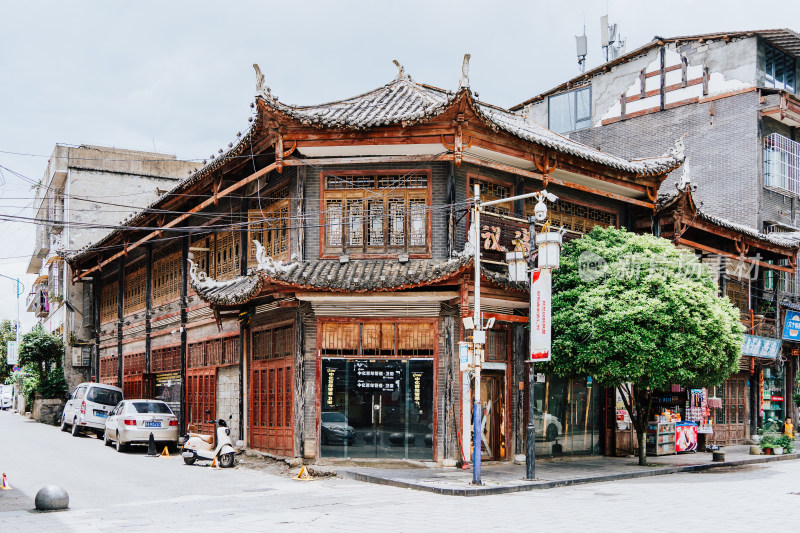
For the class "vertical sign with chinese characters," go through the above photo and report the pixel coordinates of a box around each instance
[530,269,552,362]
[6,341,18,366]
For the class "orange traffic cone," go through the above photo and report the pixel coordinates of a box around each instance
[160,446,170,458]
[210,457,220,469]
[293,465,312,481]
[1,473,12,490]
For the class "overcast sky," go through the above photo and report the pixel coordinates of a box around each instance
[1,0,798,331]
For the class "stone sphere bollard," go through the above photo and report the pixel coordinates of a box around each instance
[35,485,69,511]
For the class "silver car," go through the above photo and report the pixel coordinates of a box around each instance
[61,383,123,437]
[104,400,179,453]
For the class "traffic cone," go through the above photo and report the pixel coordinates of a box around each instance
[293,465,312,481]
[210,457,219,469]
[160,446,170,458]
[1,473,11,490]
[146,433,158,457]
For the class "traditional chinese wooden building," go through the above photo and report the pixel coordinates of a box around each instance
[69,57,686,463]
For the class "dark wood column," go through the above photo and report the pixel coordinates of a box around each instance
[92,275,101,381]
[145,243,152,374]
[116,259,124,388]
[179,235,189,432]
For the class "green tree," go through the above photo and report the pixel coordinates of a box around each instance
[545,227,743,465]
[18,325,67,400]
[0,319,20,383]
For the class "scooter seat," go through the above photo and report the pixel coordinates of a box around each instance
[189,432,214,445]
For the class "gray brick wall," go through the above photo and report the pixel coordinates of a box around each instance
[572,91,762,229]
[216,366,240,443]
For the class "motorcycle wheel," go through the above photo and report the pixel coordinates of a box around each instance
[183,455,196,465]
[219,452,235,468]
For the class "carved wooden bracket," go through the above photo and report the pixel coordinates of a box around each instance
[646,186,657,202]
[155,215,165,237]
[734,238,749,256]
[533,151,558,187]
[440,124,472,167]
[211,177,224,206]
[274,134,297,174]
[789,255,797,269]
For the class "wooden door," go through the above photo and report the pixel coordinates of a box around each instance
[186,368,216,435]
[250,324,294,456]
[708,375,746,445]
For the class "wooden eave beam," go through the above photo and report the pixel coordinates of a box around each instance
[73,161,279,282]
[458,154,656,209]
[676,237,795,273]
[680,212,799,257]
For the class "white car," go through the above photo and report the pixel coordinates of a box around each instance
[104,399,179,452]
[534,408,564,442]
[61,382,123,437]
[0,384,13,410]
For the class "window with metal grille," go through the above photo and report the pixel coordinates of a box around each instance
[322,172,430,256]
[123,266,146,315]
[319,320,436,358]
[152,242,181,306]
[151,345,180,373]
[252,324,294,361]
[764,133,800,195]
[191,232,241,281]
[765,43,796,93]
[525,196,617,234]
[248,185,290,266]
[100,281,118,324]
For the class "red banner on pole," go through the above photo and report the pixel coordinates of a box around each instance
[530,269,552,362]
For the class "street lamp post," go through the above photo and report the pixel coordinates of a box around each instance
[470,187,559,484]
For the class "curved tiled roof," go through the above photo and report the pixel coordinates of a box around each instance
[257,74,685,177]
[191,256,525,306]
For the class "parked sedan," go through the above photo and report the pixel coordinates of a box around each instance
[104,400,179,452]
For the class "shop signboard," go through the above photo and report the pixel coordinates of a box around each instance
[741,334,780,359]
[783,311,800,341]
[6,341,18,365]
[530,269,552,362]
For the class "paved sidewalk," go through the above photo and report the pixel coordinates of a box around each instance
[336,445,800,496]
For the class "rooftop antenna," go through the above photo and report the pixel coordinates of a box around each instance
[576,25,588,73]
[601,14,626,62]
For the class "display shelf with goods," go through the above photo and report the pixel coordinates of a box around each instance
[646,421,676,456]
[761,367,785,427]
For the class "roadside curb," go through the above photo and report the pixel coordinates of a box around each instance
[336,453,800,496]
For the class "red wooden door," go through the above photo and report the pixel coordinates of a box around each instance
[250,358,293,456]
[186,368,216,435]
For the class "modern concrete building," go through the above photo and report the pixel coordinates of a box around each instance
[512,28,800,446]
[26,144,200,389]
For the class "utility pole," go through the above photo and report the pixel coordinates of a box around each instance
[472,183,483,485]
[0,273,24,342]
[526,216,537,480]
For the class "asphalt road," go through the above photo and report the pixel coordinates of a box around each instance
[1,409,798,532]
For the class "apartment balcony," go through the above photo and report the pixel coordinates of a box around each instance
[33,224,50,258]
[764,133,800,195]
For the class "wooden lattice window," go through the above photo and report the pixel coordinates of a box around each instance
[152,242,181,306]
[188,341,206,368]
[524,196,617,234]
[252,324,294,361]
[322,172,430,256]
[320,320,435,358]
[123,352,145,376]
[222,336,239,365]
[191,232,241,281]
[725,278,749,315]
[486,329,509,362]
[123,266,146,315]
[248,185,290,266]
[100,281,118,324]
[99,354,118,385]
[472,178,512,216]
[151,345,180,373]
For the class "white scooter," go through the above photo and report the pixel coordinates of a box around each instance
[181,414,236,468]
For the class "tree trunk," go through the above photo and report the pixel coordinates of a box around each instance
[617,384,652,466]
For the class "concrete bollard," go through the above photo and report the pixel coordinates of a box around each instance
[35,485,69,511]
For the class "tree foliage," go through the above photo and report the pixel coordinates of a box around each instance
[0,319,19,383]
[544,227,744,464]
[18,325,67,400]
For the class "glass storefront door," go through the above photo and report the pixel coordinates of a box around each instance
[321,358,434,459]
